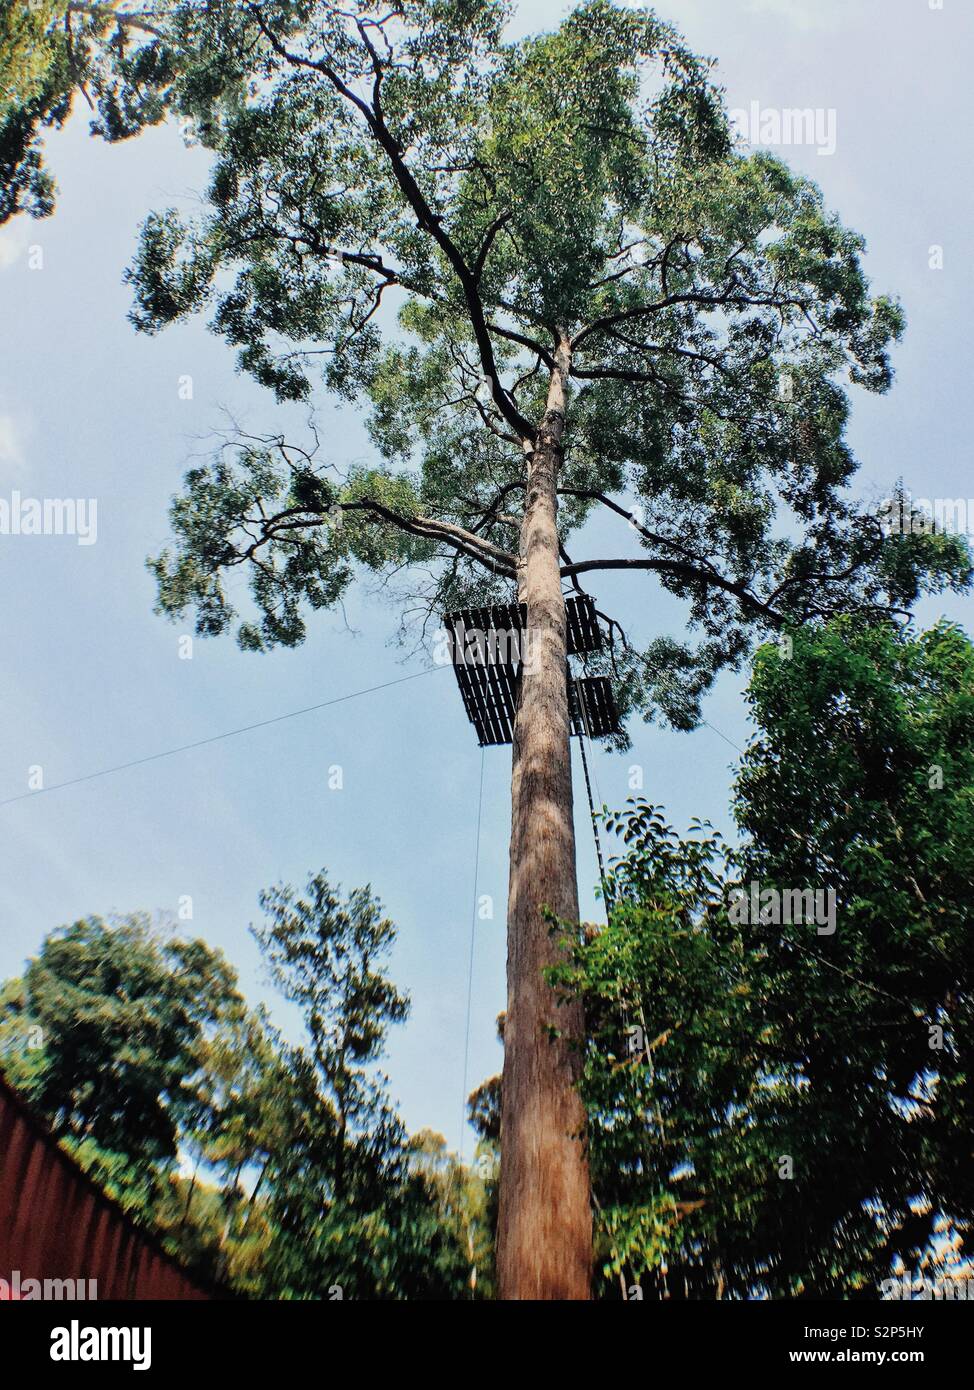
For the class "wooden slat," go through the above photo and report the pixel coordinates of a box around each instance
[443,601,615,745]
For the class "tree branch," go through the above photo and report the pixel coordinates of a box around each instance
[239,498,518,579]
[559,556,784,626]
[66,3,163,37]
[572,287,811,352]
[252,8,537,443]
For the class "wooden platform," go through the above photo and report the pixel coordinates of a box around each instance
[443,595,619,747]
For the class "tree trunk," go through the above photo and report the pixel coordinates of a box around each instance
[496,335,592,1300]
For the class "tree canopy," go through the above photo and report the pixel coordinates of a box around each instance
[6,2,964,727]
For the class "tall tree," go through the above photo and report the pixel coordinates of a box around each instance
[6,1,970,1296]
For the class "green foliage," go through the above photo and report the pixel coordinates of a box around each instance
[19,914,243,1181]
[405,1129,495,1298]
[0,0,71,220]
[0,977,46,1091]
[242,874,490,1298]
[736,618,974,1282]
[0,1,64,112]
[0,1,178,223]
[0,884,488,1299]
[9,2,954,729]
[550,807,759,1296]
[252,872,409,1206]
[555,620,974,1298]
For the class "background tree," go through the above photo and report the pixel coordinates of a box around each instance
[5,0,971,1296]
[0,888,486,1297]
[0,976,47,1092]
[16,914,242,1206]
[556,618,974,1298]
[406,1128,496,1299]
[734,617,974,1294]
[247,871,481,1297]
[253,872,409,1199]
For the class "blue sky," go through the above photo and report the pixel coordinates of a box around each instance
[0,0,971,1155]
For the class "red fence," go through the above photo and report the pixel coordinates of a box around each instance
[0,1073,213,1300]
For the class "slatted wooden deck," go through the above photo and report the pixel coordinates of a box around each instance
[443,595,619,746]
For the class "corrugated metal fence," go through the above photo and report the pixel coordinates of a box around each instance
[0,1073,213,1299]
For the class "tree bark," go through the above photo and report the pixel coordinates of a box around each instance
[496,335,592,1300]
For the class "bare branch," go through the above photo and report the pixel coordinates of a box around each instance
[559,556,784,627]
